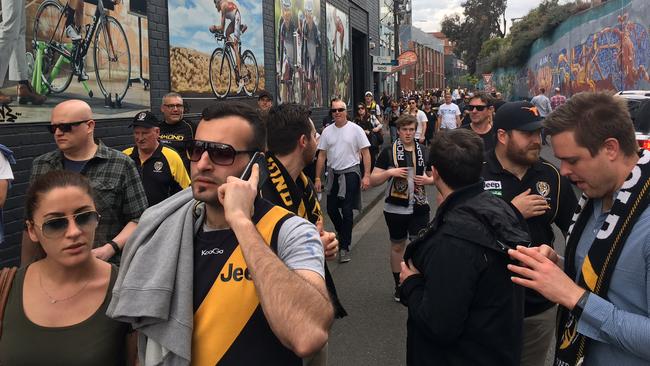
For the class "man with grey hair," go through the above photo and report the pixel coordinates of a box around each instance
[159,92,196,170]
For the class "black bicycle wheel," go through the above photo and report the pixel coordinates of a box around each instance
[33,0,65,49]
[241,50,259,96]
[209,48,233,99]
[93,16,131,101]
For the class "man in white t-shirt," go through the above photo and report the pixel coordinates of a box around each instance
[437,92,461,130]
[407,96,428,144]
[0,146,15,246]
[315,98,371,263]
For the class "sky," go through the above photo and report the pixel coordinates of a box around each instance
[411,0,571,34]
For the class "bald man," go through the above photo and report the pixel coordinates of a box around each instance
[21,100,148,265]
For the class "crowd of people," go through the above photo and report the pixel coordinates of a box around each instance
[0,85,648,366]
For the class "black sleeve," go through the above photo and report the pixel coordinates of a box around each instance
[375,147,391,170]
[554,176,578,233]
[400,237,485,344]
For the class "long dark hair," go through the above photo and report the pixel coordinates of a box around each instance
[25,170,96,221]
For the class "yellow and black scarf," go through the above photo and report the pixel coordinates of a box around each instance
[556,149,650,365]
[385,139,427,207]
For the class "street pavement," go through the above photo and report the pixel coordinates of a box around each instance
[320,145,568,365]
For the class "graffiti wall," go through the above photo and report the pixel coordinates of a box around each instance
[492,0,650,100]
[1,0,150,123]
[274,0,323,107]
[325,3,350,106]
[169,0,265,106]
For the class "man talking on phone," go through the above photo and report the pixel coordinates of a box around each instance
[108,102,333,365]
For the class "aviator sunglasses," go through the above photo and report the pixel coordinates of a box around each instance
[186,140,256,166]
[47,120,90,134]
[33,211,100,239]
[330,108,346,113]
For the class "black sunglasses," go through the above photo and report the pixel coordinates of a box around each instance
[186,140,256,166]
[34,211,100,238]
[47,120,89,134]
[469,105,488,111]
[330,108,346,113]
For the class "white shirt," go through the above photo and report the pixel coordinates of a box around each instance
[413,109,428,139]
[437,103,461,129]
[317,121,370,170]
[0,154,13,181]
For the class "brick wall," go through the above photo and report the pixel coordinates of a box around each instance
[0,0,380,267]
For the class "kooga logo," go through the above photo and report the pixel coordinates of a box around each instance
[201,247,225,256]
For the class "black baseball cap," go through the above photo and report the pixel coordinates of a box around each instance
[493,101,543,132]
[258,90,272,100]
[130,111,159,128]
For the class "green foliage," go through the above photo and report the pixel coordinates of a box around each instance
[479,0,587,70]
[440,0,507,74]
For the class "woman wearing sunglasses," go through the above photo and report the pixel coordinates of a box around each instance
[0,170,135,365]
[354,104,383,170]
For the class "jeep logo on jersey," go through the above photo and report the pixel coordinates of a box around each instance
[220,263,253,282]
[484,180,502,190]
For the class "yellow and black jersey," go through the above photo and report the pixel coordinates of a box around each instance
[123,144,190,207]
[192,198,301,366]
[159,119,195,171]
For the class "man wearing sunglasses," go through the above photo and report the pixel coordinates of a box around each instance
[315,98,371,263]
[481,101,577,366]
[159,92,196,172]
[22,99,148,265]
[461,92,496,153]
[123,111,191,207]
[109,102,333,365]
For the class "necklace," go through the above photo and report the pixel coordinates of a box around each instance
[38,270,90,304]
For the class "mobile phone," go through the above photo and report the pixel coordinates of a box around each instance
[240,151,270,190]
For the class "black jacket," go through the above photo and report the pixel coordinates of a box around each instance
[401,182,530,366]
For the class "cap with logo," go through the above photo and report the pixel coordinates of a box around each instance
[493,101,543,132]
[364,91,373,97]
[130,111,159,128]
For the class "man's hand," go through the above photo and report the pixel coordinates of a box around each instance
[507,245,585,309]
[418,137,425,144]
[534,244,560,266]
[399,260,419,284]
[511,188,550,219]
[389,167,409,179]
[218,163,259,225]
[361,175,370,191]
[314,178,322,193]
[92,244,115,261]
[315,220,338,260]
[413,173,433,186]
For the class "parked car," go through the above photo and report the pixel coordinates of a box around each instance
[614,91,650,150]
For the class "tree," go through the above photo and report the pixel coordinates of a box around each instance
[441,0,507,74]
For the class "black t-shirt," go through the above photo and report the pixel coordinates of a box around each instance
[422,109,436,140]
[159,119,196,171]
[461,123,496,153]
[63,157,89,173]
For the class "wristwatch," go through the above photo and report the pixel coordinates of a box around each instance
[571,290,590,319]
[108,240,122,254]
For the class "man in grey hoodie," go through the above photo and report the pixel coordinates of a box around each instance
[108,102,333,365]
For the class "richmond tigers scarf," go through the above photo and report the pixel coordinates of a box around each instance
[385,139,427,207]
[555,149,650,365]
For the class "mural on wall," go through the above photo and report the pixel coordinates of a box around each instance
[275,0,323,107]
[491,0,650,100]
[325,3,350,106]
[0,0,150,123]
[169,0,264,105]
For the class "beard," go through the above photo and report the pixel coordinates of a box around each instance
[506,140,540,166]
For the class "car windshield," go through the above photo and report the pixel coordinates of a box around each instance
[626,99,650,133]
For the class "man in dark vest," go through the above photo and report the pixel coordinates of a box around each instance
[509,92,650,366]
[108,102,333,365]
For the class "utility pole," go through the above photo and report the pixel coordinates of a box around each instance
[393,0,400,98]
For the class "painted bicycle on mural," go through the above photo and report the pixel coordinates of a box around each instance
[30,0,131,105]
[208,27,259,99]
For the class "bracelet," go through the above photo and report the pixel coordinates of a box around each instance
[570,290,590,319]
[315,178,321,181]
[108,240,122,254]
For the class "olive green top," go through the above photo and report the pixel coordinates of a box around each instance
[0,265,129,365]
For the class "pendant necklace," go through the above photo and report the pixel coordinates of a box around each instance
[39,270,89,304]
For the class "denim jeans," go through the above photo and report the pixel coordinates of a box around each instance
[326,172,360,251]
